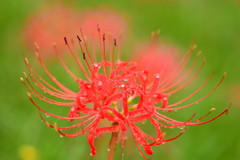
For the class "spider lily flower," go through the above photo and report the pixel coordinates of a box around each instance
[24,5,82,57]
[21,29,230,159]
[81,8,127,43]
[133,43,179,82]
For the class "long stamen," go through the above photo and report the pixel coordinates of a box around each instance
[53,43,77,80]
[111,39,117,72]
[64,37,91,81]
[102,34,108,77]
[160,44,197,86]
[80,28,93,64]
[160,73,227,111]
[160,51,202,92]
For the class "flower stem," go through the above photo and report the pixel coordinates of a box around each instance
[107,122,119,160]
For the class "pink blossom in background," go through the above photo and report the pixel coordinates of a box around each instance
[133,43,179,81]
[24,5,82,57]
[24,6,128,58]
[80,8,127,44]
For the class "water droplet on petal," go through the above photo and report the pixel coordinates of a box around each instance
[60,134,63,138]
[141,120,146,124]
[45,113,50,118]
[97,81,102,86]
[107,148,110,151]
[155,74,160,79]
[179,126,185,129]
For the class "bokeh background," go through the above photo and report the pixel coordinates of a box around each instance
[1,0,240,160]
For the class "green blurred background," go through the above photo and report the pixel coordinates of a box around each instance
[0,0,240,160]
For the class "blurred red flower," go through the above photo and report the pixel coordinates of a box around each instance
[24,6,127,58]
[81,8,127,43]
[133,42,179,82]
[24,5,82,57]
[21,30,230,159]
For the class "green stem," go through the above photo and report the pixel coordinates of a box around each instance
[107,122,119,160]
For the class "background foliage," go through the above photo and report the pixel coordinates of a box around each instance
[0,0,239,160]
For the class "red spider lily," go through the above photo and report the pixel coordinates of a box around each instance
[21,29,230,159]
[133,43,179,82]
[24,5,82,56]
[81,8,127,43]
[24,6,127,58]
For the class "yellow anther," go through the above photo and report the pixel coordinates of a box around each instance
[210,108,216,112]
[112,101,117,106]
[34,42,39,50]
[156,29,161,36]
[181,127,188,133]
[54,122,58,132]
[35,52,39,57]
[151,31,155,39]
[129,104,137,111]
[24,58,29,64]
[107,110,114,115]
[45,121,50,127]
[23,72,27,78]
[192,45,197,50]
[197,51,202,57]
[203,57,206,63]
[27,92,31,98]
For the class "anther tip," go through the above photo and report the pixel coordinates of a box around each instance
[225,104,231,115]
[181,127,188,133]
[192,45,197,50]
[210,108,216,112]
[64,37,68,45]
[23,72,27,78]
[197,51,202,57]
[35,52,40,58]
[82,52,86,60]
[20,77,24,82]
[227,103,232,111]
[27,92,31,98]
[54,122,58,132]
[103,34,105,41]
[151,31,155,39]
[203,57,206,63]
[45,121,50,127]
[34,42,39,50]
[224,73,227,77]
[24,58,29,64]
[162,132,167,137]
[97,24,100,31]
[77,35,82,42]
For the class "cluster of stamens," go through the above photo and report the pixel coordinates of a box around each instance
[21,28,230,159]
